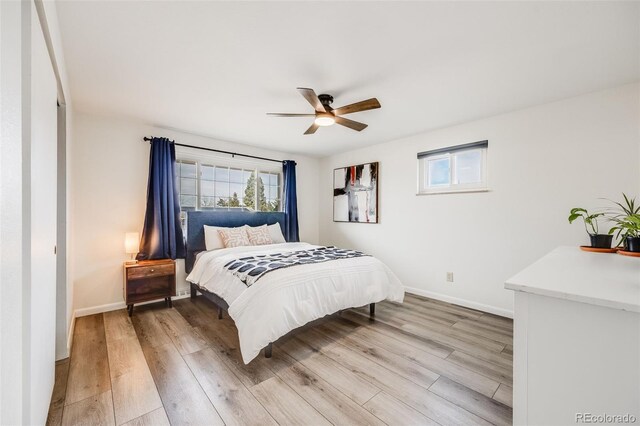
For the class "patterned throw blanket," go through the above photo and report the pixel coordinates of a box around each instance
[223,246,369,287]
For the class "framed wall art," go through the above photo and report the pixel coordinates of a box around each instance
[333,162,378,223]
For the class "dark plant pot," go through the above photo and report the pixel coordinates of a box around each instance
[626,237,640,252]
[589,234,613,249]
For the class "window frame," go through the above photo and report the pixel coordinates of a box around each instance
[417,141,488,195]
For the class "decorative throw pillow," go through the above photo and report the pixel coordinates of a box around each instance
[268,223,287,244]
[204,225,226,251]
[217,226,250,248]
[246,224,273,246]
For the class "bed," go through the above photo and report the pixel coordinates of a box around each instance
[185,210,404,364]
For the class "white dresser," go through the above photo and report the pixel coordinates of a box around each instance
[505,247,640,425]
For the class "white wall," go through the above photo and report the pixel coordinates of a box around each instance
[71,113,320,313]
[0,2,28,422]
[319,83,640,317]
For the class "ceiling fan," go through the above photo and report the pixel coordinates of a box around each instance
[267,87,381,135]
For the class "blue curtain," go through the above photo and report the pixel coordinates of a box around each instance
[137,137,185,260]
[282,160,299,242]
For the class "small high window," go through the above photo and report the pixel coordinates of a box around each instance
[417,141,488,194]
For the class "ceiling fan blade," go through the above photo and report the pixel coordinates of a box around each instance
[334,116,368,132]
[304,122,320,135]
[333,98,381,116]
[297,87,326,112]
[267,113,316,117]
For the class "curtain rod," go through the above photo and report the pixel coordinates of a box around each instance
[143,136,284,164]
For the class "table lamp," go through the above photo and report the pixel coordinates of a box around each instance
[125,232,139,264]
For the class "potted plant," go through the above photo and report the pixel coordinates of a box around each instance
[568,208,612,248]
[609,215,640,252]
[607,194,640,252]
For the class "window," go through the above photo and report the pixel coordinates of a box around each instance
[417,141,488,194]
[259,171,281,212]
[176,160,197,210]
[176,159,282,226]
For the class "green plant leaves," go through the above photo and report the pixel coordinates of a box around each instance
[567,207,604,234]
[603,193,640,245]
[568,213,581,224]
[571,194,640,245]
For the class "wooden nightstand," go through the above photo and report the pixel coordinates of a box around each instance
[123,259,176,316]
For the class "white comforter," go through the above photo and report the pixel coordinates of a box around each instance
[186,242,404,363]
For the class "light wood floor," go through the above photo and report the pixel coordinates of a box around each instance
[47,293,513,426]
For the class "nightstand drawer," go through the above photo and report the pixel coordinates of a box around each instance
[127,263,174,280]
[126,276,174,303]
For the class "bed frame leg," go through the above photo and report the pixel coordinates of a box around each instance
[190,283,197,299]
[370,303,375,317]
[265,343,272,358]
[217,307,223,320]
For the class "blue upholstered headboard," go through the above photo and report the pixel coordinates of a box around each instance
[185,210,286,273]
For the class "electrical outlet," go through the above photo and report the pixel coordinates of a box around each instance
[446,272,454,282]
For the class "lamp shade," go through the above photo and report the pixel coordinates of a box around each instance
[124,232,140,255]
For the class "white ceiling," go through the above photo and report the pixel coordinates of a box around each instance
[56,1,639,157]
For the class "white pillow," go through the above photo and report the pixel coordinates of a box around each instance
[204,225,226,251]
[268,223,286,244]
[246,224,273,246]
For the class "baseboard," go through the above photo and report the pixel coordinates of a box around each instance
[72,288,513,320]
[404,286,514,319]
[74,301,127,317]
[73,293,191,318]
[64,310,76,358]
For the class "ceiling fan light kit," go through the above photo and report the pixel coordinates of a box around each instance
[267,87,381,135]
[314,113,335,127]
